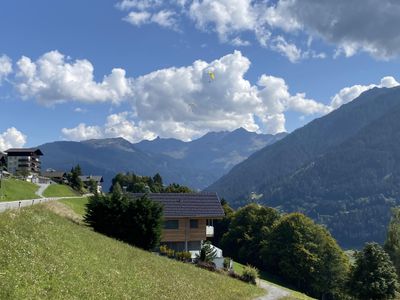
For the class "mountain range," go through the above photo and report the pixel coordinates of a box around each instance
[207,86,400,248]
[38,128,287,191]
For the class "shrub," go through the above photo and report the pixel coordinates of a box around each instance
[182,251,192,262]
[175,251,191,262]
[159,245,168,256]
[166,249,175,258]
[241,265,259,285]
[223,257,232,270]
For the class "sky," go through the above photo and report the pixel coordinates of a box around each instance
[1,0,400,150]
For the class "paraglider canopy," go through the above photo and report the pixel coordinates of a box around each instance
[208,71,215,81]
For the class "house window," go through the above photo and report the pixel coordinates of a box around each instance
[190,219,199,228]
[164,220,179,229]
[164,242,185,252]
[188,241,201,251]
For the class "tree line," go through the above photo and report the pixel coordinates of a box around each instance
[110,172,192,193]
[213,201,400,299]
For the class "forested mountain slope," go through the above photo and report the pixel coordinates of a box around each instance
[207,86,400,247]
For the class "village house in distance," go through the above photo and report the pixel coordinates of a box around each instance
[79,175,104,193]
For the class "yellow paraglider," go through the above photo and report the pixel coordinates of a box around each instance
[208,71,215,82]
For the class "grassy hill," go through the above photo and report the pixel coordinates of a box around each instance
[0,205,263,299]
[59,197,88,216]
[43,184,79,197]
[0,179,39,202]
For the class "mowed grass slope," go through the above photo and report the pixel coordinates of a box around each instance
[42,184,79,197]
[0,206,263,300]
[0,179,39,202]
[59,197,88,216]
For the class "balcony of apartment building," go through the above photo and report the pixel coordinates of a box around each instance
[17,163,31,168]
[18,158,30,163]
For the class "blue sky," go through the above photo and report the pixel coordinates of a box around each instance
[0,0,400,149]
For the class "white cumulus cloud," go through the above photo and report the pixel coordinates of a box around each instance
[0,128,27,151]
[62,112,157,143]
[330,76,400,109]
[62,50,330,141]
[61,123,103,141]
[123,9,178,30]
[15,50,132,105]
[123,11,151,26]
[189,0,257,42]
[0,55,12,84]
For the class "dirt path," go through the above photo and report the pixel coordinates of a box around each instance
[255,279,290,300]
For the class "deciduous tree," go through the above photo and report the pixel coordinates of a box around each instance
[261,213,350,298]
[349,243,398,300]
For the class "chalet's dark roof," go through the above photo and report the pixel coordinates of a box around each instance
[79,175,104,183]
[129,192,225,218]
[5,148,43,156]
[41,171,66,178]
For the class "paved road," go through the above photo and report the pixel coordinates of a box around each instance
[0,196,86,213]
[255,280,290,300]
[35,183,50,197]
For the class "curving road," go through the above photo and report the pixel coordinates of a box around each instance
[255,280,290,300]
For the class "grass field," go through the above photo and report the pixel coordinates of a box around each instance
[0,179,39,202]
[0,205,263,299]
[42,184,79,197]
[233,262,315,300]
[59,197,88,216]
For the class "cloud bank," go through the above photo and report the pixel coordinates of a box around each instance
[0,128,27,151]
[116,0,400,61]
[6,50,398,143]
